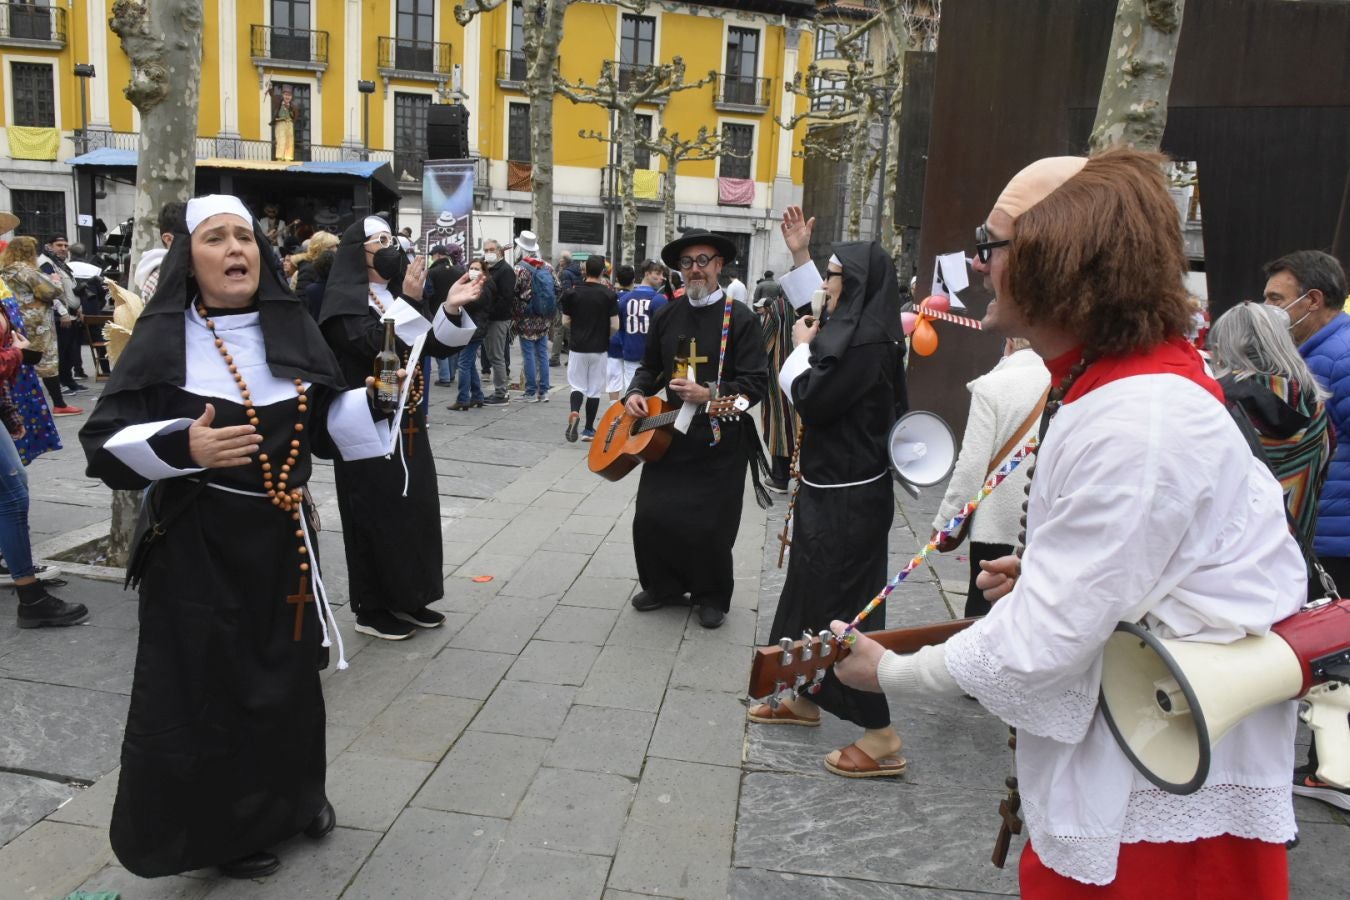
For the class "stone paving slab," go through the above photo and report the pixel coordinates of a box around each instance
[506,766,636,855]
[608,757,741,900]
[473,844,613,899]
[0,772,75,847]
[413,730,550,819]
[0,677,128,782]
[342,807,506,900]
[545,704,656,778]
[735,772,1018,895]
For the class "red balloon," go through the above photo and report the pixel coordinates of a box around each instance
[921,294,951,314]
[912,319,939,356]
[901,311,919,336]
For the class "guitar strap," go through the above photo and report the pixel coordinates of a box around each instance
[708,294,735,446]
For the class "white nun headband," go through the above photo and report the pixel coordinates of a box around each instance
[186,195,255,234]
[364,216,391,238]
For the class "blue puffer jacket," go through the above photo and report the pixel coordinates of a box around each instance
[1301,313,1350,557]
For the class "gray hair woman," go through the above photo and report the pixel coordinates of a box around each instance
[1210,301,1331,553]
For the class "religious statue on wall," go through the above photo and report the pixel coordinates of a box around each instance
[270,83,298,162]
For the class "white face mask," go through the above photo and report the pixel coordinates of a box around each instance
[483,252,499,265]
[1280,291,1313,333]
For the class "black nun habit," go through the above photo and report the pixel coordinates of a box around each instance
[317,218,476,622]
[769,240,909,729]
[79,196,390,876]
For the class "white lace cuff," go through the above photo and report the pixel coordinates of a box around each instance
[944,624,1097,743]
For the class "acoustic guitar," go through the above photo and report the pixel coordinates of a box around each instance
[747,617,979,701]
[588,394,749,481]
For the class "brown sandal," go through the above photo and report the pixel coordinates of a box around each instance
[824,743,907,778]
[747,702,821,727]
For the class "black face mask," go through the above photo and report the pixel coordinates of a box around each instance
[372,246,404,281]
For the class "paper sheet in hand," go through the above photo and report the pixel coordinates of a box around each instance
[934,253,970,310]
[385,298,434,345]
[385,331,427,456]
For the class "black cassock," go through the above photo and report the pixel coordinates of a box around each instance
[627,293,769,611]
[770,241,908,729]
[320,285,474,614]
[80,304,379,876]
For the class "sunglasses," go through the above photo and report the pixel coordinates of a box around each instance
[975,224,1010,264]
[677,254,721,270]
[824,271,843,281]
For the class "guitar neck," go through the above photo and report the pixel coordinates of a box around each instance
[870,618,979,655]
[634,409,683,433]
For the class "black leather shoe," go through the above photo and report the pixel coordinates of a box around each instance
[630,590,666,611]
[220,851,280,879]
[304,800,336,839]
[697,606,725,629]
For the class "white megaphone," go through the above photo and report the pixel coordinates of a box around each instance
[886,410,956,498]
[1100,597,1350,794]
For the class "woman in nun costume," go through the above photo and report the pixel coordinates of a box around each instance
[80,195,403,879]
[746,242,911,778]
[318,217,481,640]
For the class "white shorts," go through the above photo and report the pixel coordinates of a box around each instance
[567,352,609,398]
[607,358,639,394]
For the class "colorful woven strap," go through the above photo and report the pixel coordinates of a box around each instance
[709,294,735,446]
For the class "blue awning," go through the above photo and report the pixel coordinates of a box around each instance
[65,147,392,181]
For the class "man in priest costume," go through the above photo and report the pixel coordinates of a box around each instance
[621,229,771,629]
[319,216,482,640]
[80,195,406,879]
[746,239,911,778]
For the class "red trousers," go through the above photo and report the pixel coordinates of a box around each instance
[1020,835,1287,899]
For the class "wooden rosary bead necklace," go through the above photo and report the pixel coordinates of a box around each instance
[196,303,311,586]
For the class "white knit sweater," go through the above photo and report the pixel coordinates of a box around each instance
[931,349,1050,545]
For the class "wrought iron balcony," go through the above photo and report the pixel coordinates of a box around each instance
[0,3,66,47]
[497,48,528,86]
[378,36,452,76]
[250,24,328,66]
[607,60,660,92]
[715,73,771,111]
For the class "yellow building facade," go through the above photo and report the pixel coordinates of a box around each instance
[0,0,817,275]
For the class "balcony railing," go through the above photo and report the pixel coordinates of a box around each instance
[715,73,771,111]
[497,48,528,86]
[0,3,66,46]
[250,24,328,66]
[378,36,452,75]
[82,131,397,167]
[606,60,660,92]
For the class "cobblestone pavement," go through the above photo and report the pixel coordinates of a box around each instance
[1,374,1345,899]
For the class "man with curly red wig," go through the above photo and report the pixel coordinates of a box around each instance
[835,148,1303,897]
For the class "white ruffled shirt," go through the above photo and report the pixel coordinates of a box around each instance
[879,371,1303,885]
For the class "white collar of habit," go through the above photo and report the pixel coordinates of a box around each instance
[687,287,725,309]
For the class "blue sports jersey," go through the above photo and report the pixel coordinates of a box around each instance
[616,285,667,362]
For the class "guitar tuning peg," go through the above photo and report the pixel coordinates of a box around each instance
[778,637,794,666]
[769,680,785,709]
[800,630,814,662]
[817,629,832,656]
[792,673,807,691]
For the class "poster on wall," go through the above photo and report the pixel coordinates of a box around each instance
[421,160,476,267]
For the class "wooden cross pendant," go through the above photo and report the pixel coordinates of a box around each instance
[286,576,315,642]
[990,778,1022,868]
[402,416,420,457]
[776,527,792,568]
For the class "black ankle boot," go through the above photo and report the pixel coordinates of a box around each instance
[16,582,88,629]
[220,851,280,879]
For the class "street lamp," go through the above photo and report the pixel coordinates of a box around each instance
[74,63,95,155]
[357,79,375,162]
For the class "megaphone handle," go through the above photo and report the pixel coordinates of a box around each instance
[1305,683,1350,789]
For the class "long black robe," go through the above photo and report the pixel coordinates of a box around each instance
[319,222,472,614]
[627,292,769,611]
[79,213,362,874]
[770,242,908,729]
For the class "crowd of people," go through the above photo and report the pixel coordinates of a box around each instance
[1,141,1347,897]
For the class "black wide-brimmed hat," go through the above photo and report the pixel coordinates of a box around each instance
[659,228,738,270]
